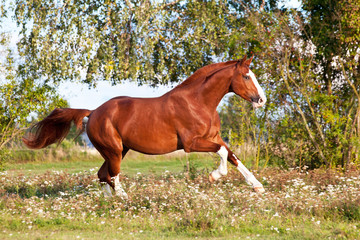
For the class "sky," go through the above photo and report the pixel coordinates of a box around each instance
[59,81,173,109]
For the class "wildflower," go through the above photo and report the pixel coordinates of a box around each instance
[273,212,280,217]
[270,226,279,233]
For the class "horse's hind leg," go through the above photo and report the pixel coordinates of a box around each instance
[94,141,129,198]
[98,161,112,197]
[111,147,129,198]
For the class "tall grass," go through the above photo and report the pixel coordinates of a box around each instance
[2,144,360,239]
[1,161,359,239]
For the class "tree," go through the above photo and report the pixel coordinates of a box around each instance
[219,3,360,169]
[11,0,280,87]
[0,33,67,168]
[300,0,360,167]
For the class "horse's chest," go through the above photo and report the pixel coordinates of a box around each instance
[188,113,220,137]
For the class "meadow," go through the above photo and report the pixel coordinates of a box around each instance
[1,149,360,239]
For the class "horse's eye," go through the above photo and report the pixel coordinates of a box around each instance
[244,75,250,80]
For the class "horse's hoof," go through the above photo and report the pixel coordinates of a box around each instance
[115,192,128,200]
[254,186,265,193]
[209,174,215,183]
[101,183,113,197]
[114,188,128,200]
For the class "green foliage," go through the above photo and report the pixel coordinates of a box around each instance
[0,34,68,164]
[11,0,279,87]
[219,3,360,169]
[0,148,10,171]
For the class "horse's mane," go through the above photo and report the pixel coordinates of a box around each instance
[174,60,238,89]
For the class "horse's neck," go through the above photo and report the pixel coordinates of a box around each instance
[193,66,233,111]
[184,67,233,112]
[167,64,234,111]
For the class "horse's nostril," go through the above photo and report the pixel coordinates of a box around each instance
[251,96,261,103]
[259,98,263,104]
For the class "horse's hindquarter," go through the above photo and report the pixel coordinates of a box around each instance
[109,97,179,154]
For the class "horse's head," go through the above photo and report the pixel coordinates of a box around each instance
[230,55,266,108]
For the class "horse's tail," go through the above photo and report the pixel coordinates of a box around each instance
[23,108,92,149]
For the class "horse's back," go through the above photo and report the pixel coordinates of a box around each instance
[87,96,180,154]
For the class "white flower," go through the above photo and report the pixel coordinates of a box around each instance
[271,226,280,233]
[273,212,280,217]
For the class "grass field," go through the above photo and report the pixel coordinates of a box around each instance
[1,150,360,239]
[6,150,215,176]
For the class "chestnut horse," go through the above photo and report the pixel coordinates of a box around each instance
[23,55,267,197]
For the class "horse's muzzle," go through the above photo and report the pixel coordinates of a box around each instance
[251,96,266,108]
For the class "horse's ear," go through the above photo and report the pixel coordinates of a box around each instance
[244,55,254,67]
[236,55,247,67]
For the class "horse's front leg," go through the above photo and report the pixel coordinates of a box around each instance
[185,136,265,193]
[185,137,228,180]
[207,136,265,193]
[224,147,265,193]
[209,146,229,182]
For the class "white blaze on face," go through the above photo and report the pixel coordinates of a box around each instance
[247,70,267,108]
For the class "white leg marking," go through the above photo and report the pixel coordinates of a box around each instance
[236,158,265,193]
[101,182,112,197]
[210,146,228,181]
[112,175,128,199]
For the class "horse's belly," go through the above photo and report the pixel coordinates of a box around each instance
[118,119,179,154]
[122,132,179,155]
[108,97,180,154]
